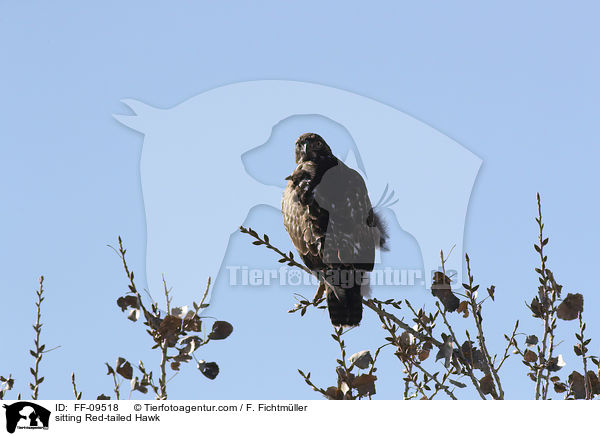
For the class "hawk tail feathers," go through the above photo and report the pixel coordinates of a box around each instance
[326,282,364,327]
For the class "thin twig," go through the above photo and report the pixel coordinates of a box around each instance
[577,312,590,399]
[162,274,172,315]
[364,299,443,348]
[464,254,504,399]
[533,193,559,400]
[438,250,486,400]
[158,345,168,400]
[30,276,45,400]
[496,320,519,372]
[437,303,486,400]
[240,226,443,347]
[368,343,391,377]
[71,372,82,400]
[240,226,312,275]
[0,375,15,400]
[411,358,457,400]
[400,360,428,399]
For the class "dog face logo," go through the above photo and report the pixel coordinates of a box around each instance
[3,402,50,433]
[114,80,481,304]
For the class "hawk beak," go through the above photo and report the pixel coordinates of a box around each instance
[285,175,292,181]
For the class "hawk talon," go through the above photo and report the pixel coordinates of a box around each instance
[313,281,325,303]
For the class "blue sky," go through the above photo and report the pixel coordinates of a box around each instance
[1,2,599,400]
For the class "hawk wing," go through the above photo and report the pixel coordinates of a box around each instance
[313,160,378,271]
[281,159,378,272]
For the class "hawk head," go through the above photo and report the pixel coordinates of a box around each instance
[295,133,333,164]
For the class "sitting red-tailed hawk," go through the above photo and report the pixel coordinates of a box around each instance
[282,133,388,326]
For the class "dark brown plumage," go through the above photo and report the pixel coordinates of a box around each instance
[281,133,388,326]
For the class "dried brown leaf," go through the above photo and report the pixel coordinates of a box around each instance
[479,374,495,396]
[208,321,233,340]
[130,376,148,394]
[115,357,133,380]
[524,350,537,363]
[105,363,115,376]
[116,295,139,312]
[398,331,413,348]
[198,361,219,380]
[348,350,373,370]
[557,293,583,321]
[431,272,459,312]
[432,287,460,312]
[179,335,203,354]
[487,285,495,301]
[352,374,377,397]
[553,382,567,393]
[574,343,587,356]
[547,354,566,372]
[529,297,545,319]
[525,335,538,347]
[587,371,600,396]
[568,371,586,399]
[183,315,202,332]
[461,341,488,372]
[324,386,343,400]
[158,315,182,347]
